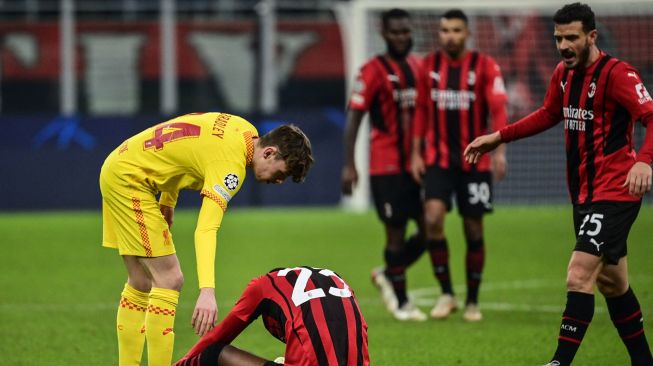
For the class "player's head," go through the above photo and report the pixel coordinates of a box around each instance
[253,125,313,184]
[439,9,469,59]
[553,2,598,69]
[381,8,413,59]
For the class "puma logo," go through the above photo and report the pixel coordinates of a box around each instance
[590,238,604,252]
[162,327,173,336]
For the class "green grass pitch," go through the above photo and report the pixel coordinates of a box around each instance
[1,206,652,365]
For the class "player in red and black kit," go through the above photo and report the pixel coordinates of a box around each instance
[173,266,369,366]
[465,3,653,365]
[411,9,508,322]
[341,8,427,321]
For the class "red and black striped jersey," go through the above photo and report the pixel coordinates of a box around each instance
[414,50,508,172]
[500,52,653,204]
[349,54,423,175]
[179,267,369,366]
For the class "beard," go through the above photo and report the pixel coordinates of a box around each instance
[442,40,466,59]
[386,38,413,59]
[576,42,591,69]
[560,41,591,70]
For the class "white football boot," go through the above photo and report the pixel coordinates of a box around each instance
[392,301,427,321]
[462,303,483,322]
[371,266,398,312]
[430,294,458,319]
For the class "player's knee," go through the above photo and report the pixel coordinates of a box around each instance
[424,214,444,235]
[157,270,184,291]
[385,226,405,251]
[566,266,594,292]
[596,274,628,298]
[170,271,184,291]
[462,217,483,242]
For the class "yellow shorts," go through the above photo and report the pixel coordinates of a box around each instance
[100,160,175,257]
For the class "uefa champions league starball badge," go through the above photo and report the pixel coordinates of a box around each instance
[224,173,239,190]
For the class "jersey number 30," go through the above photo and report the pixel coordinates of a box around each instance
[277,267,352,307]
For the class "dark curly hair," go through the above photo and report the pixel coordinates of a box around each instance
[553,3,596,33]
[381,8,410,30]
[258,125,313,183]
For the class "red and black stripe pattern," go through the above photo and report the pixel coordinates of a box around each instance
[266,267,369,366]
[350,55,421,175]
[555,53,650,204]
[422,51,498,172]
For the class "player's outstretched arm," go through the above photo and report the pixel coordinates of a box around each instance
[464,131,503,165]
[192,196,226,336]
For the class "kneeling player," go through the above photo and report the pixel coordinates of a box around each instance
[173,266,370,366]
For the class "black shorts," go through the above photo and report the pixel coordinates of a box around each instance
[573,201,641,265]
[424,166,493,217]
[370,173,422,226]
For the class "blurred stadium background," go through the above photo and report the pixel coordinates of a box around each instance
[1,0,653,365]
[0,0,650,210]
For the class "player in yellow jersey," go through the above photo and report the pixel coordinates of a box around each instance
[99,112,313,366]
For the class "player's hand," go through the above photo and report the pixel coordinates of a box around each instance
[492,152,507,181]
[464,131,503,164]
[341,164,358,195]
[192,288,217,337]
[623,161,652,197]
[411,152,426,184]
[160,205,174,228]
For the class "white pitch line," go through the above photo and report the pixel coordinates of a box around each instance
[2,277,650,314]
[408,278,561,298]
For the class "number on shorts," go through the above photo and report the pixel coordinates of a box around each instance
[578,213,604,236]
[277,267,352,307]
[143,122,201,151]
[468,182,491,207]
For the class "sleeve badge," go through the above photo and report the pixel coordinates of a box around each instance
[224,173,239,190]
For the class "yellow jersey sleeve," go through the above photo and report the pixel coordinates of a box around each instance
[194,160,246,288]
[199,161,246,212]
[194,196,224,288]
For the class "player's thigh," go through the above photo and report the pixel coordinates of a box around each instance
[573,201,641,265]
[370,174,420,226]
[456,171,493,217]
[138,254,183,290]
[102,198,119,248]
[103,186,175,258]
[218,344,271,366]
[424,166,455,211]
[122,255,153,292]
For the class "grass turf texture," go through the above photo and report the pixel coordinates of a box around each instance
[1,206,652,365]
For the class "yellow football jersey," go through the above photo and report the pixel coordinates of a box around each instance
[101,112,258,288]
[105,112,257,208]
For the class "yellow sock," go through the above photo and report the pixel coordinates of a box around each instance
[117,283,149,366]
[145,287,179,366]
